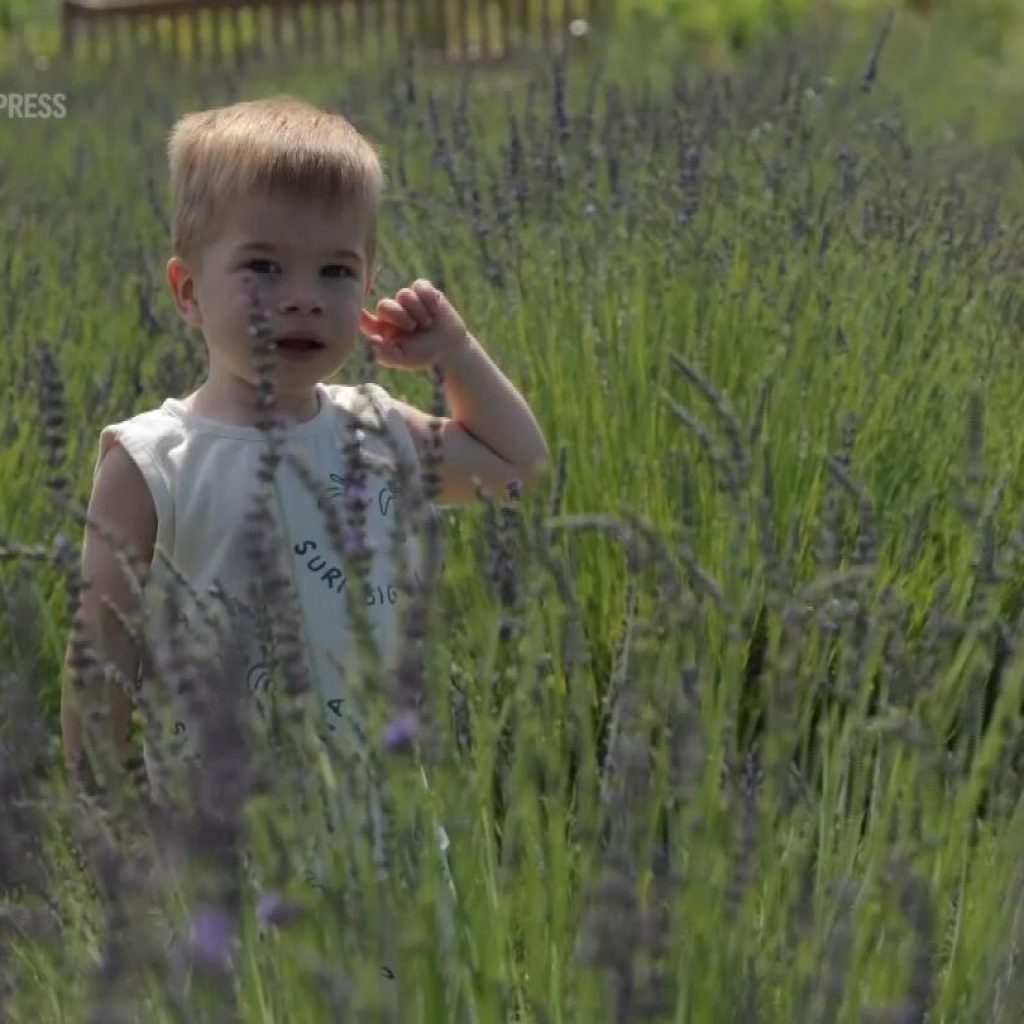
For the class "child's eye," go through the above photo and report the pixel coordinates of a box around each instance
[245,259,279,274]
[322,265,353,279]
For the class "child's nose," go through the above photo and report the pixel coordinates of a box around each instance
[278,288,323,316]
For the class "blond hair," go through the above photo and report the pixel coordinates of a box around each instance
[168,95,384,270]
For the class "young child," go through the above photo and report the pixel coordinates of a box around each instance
[60,94,550,804]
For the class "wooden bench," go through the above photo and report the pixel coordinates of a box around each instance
[61,0,601,65]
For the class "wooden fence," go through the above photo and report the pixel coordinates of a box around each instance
[61,0,602,65]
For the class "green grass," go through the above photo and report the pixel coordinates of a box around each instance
[2,7,1024,1023]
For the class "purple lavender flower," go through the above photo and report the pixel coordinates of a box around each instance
[187,905,235,969]
[256,890,304,928]
[382,709,419,754]
[349,476,372,508]
[342,528,376,560]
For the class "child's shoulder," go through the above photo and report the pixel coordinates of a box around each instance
[321,380,393,421]
[321,380,411,440]
[320,381,424,475]
[92,400,188,490]
[97,399,185,447]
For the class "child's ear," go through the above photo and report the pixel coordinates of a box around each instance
[364,265,376,297]
[167,256,202,329]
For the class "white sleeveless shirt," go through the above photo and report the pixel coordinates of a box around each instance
[94,381,436,803]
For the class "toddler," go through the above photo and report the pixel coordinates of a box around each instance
[60,95,550,808]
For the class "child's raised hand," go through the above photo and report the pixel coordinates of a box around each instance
[359,279,470,372]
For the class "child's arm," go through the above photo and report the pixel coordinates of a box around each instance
[61,442,156,792]
[361,282,551,504]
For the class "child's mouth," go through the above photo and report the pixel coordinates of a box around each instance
[275,336,325,355]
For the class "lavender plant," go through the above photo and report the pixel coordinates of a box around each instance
[2,8,1024,1023]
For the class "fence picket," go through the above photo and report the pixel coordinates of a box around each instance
[60,0,598,63]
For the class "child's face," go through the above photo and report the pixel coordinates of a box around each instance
[169,190,374,406]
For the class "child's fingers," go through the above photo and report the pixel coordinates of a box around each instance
[359,309,384,341]
[376,297,418,332]
[411,279,440,304]
[395,287,433,329]
[359,309,399,343]
[413,280,451,322]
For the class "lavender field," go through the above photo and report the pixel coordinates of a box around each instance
[2,7,1024,1022]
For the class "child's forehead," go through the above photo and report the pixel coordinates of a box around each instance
[220,190,371,248]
